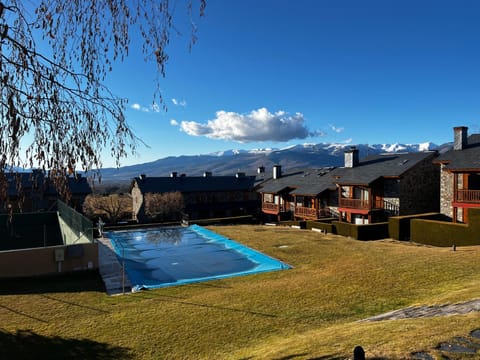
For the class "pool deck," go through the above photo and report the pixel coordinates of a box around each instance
[97,237,132,295]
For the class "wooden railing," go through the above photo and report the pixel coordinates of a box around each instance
[455,189,480,203]
[339,198,370,209]
[294,206,318,218]
[262,202,280,213]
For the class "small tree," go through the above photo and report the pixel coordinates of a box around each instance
[144,191,184,221]
[83,194,132,224]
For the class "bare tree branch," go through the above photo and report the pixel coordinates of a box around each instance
[0,0,205,206]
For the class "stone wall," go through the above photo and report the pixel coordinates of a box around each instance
[439,164,453,219]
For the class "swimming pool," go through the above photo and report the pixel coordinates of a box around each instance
[106,225,290,290]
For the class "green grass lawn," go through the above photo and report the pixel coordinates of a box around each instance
[1,225,479,359]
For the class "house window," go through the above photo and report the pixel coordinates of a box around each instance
[264,193,274,203]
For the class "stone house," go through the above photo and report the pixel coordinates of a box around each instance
[258,165,339,222]
[130,172,260,222]
[435,126,480,223]
[333,147,439,224]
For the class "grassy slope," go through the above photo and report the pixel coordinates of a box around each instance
[1,225,479,359]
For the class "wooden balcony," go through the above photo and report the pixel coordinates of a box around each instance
[294,206,318,219]
[262,202,281,214]
[455,189,480,203]
[295,206,332,219]
[339,198,370,209]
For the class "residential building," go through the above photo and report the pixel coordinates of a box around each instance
[258,165,339,222]
[1,171,92,213]
[130,172,260,222]
[435,126,480,223]
[333,147,439,224]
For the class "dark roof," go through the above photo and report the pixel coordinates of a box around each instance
[333,151,437,186]
[6,171,45,197]
[258,167,338,196]
[435,134,480,170]
[133,175,257,193]
[6,171,92,197]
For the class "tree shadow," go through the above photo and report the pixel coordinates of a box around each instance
[0,329,133,360]
[0,271,106,295]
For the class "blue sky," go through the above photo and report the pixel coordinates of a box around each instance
[105,0,480,168]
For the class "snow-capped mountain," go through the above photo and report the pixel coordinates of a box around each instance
[98,141,443,181]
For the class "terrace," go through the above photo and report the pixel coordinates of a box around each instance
[455,189,480,204]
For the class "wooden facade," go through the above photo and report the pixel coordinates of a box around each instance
[258,167,338,222]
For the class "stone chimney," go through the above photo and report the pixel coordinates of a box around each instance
[170,172,177,178]
[273,165,282,179]
[139,174,146,180]
[203,171,212,177]
[257,166,265,175]
[236,172,245,178]
[344,146,359,168]
[453,126,468,150]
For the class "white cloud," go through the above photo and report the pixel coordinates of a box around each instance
[178,107,323,143]
[329,124,345,133]
[130,102,161,113]
[170,119,179,126]
[172,98,187,107]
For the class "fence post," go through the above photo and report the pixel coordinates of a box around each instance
[122,244,125,295]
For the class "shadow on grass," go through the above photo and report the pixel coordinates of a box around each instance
[0,271,106,295]
[0,329,132,360]
[155,293,277,318]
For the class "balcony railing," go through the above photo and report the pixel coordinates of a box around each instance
[294,206,318,218]
[262,202,281,213]
[295,206,332,219]
[455,189,480,203]
[339,198,370,209]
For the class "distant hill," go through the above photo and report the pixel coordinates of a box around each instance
[98,141,449,182]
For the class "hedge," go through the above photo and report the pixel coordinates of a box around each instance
[410,208,480,247]
[332,221,389,241]
[388,213,447,241]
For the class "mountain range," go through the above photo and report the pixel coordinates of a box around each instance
[98,141,451,182]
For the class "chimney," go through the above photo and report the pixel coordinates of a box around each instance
[203,171,212,177]
[273,165,282,179]
[257,166,265,175]
[236,172,245,178]
[139,174,146,180]
[453,126,468,150]
[344,146,359,168]
[170,172,177,178]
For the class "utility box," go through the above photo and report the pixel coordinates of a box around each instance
[54,248,65,262]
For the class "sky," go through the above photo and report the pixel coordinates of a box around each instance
[104,0,480,168]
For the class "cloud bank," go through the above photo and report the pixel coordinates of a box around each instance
[175,108,324,143]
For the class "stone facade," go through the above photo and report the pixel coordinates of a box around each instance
[439,164,453,219]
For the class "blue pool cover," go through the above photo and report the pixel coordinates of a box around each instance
[106,225,291,290]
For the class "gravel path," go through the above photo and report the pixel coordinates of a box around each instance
[361,299,480,322]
